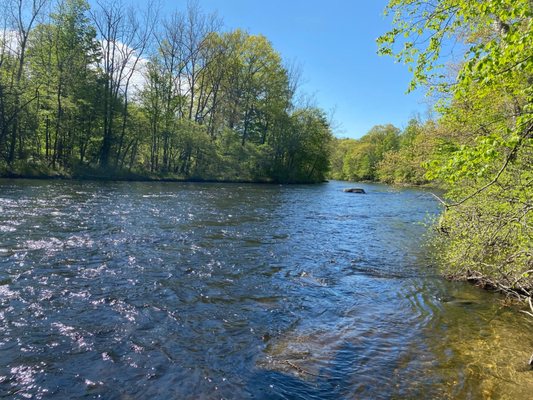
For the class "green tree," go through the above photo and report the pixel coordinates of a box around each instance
[336,124,400,181]
[268,108,332,183]
[379,0,533,294]
[377,119,438,184]
[0,0,48,165]
[28,0,100,168]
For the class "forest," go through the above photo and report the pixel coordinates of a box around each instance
[0,0,332,183]
[331,0,532,301]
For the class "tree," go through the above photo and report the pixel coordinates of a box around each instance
[0,0,49,164]
[28,0,100,168]
[377,119,437,184]
[332,124,400,181]
[90,0,155,168]
[378,0,532,295]
[268,107,332,183]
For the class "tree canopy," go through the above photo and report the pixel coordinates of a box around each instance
[0,0,332,183]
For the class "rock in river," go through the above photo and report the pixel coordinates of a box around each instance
[343,188,366,194]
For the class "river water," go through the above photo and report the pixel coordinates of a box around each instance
[0,179,531,399]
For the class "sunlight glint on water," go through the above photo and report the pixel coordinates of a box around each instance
[0,179,532,399]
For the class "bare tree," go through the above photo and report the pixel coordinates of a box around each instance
[150,2,220,171]
[90,0,156,168]
[181,1,220,121]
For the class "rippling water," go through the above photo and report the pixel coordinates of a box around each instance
[0,179,532,399]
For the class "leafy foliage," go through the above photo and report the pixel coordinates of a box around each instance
[379,0,533,294]
[0,1,331,183]
[329,124,400,181]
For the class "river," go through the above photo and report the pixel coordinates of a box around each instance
[0,179,531,399]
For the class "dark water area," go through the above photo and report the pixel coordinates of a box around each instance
[0,179,531,399]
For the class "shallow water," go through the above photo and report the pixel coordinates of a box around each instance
[0,179,531,399]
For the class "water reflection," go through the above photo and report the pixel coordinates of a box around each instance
[0,179,531,399]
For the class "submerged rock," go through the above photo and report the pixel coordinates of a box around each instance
[343,188,366,194]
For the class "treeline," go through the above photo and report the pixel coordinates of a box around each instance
[0,0,331,183]
[329,119,437,185]
[372,0,532,299]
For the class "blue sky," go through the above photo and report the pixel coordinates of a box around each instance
[134,0,431,138]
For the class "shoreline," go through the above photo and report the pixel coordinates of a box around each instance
[330,177,442,191]
[0,171,326,185]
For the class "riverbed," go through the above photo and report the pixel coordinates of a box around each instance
[0,179,531,399]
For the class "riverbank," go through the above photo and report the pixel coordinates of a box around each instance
[329,176,441,190]
[337,177,533,322]
[0,164,322,185]
[0,169,272,184]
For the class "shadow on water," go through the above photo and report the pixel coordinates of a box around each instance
[0,179,532,399]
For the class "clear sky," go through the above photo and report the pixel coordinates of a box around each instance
[131,0,431,138]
